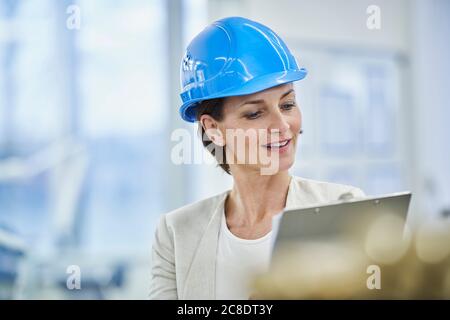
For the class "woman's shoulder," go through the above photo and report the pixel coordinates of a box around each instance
[291,175,366,200]
[160,190,229,232]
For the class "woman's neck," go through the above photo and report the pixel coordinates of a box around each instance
[225,169,292,229]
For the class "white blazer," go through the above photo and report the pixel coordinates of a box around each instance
[149,175,365,300]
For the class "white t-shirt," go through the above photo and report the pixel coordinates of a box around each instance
[215,210,273,300]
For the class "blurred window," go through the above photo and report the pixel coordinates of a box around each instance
[292,47,407,195]
[0,0,169,256]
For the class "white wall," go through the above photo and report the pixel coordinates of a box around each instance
[210,0,410,53]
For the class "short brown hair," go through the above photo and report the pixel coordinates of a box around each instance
[195,99,231,175]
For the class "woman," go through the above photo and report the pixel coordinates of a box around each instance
[149,16,365,300]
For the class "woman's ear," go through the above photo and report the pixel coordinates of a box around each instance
[200,115,225,146]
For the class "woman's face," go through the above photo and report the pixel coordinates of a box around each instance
[203,83,302,175]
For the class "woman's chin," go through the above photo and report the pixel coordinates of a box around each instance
[253,157,295,175]
[277,157,295,172]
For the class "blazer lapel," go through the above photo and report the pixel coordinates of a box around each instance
[181,192,228,299]
[286,175,319,209]
[286,175,303,209]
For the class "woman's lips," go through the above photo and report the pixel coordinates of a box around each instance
[262,138,292,153]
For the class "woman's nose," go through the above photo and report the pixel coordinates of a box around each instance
[268,110,290,135]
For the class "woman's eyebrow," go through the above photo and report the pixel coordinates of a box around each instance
[238,99,265,107]
[280,89,295,99]
[238,89,295,108]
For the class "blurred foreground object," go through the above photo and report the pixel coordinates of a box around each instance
[252,214,450,299]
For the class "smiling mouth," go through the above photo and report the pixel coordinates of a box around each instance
[263,138,292,149]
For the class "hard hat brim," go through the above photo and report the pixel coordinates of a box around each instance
[179,68,307,123]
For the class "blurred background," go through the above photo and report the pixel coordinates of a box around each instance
[0,0,449,299]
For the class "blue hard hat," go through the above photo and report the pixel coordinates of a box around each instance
[179,16,307,123]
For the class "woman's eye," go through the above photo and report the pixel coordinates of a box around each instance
[245,111,262,120]
[281,102,296,110]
